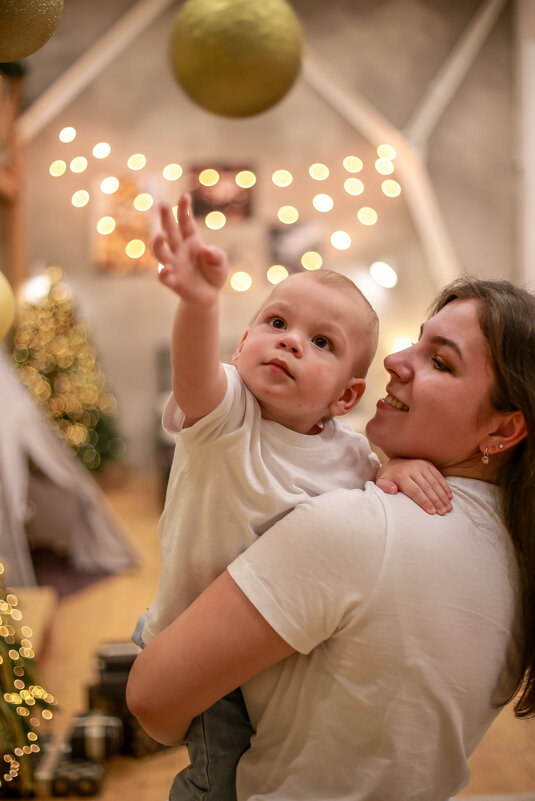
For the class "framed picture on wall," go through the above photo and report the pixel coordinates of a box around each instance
[189,164,254,221]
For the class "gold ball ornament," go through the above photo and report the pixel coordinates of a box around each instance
[0,0,64,63]
[0,272,15,342]
[169,0,303,118]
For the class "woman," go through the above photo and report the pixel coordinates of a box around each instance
[127,277,535,801]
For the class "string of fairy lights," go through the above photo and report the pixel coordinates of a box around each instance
[47,126,402,291]
[0,562,56,792]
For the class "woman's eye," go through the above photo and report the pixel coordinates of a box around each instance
[432,356,450,372]
[268,317,286,330]
[313,336,332,350]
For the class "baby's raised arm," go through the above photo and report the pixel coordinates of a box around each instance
[153,194,229,425]
[376,459,453,515]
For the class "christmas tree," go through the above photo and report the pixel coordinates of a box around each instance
[11,266,126,471]
[0,562,55,796]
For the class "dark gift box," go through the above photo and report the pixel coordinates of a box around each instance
[69,712,123,762]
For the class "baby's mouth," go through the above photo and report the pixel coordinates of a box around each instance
[385,393,409,411]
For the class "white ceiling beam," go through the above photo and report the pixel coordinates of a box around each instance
[302,48,462,290]
[16,0,176,144]
[404,0,509,153]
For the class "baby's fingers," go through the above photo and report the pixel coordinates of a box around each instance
[411,471,452,515]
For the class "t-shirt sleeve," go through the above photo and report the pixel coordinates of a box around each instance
[162,363,248,442]
[227,484,387,654]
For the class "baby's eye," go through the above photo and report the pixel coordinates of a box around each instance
[268,317,286,330]
[312,335,332,351]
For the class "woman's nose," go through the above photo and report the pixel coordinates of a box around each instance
[384,348,412,380]
[277,331,303,356]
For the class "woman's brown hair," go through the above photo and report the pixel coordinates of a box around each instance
[430,276,535,717]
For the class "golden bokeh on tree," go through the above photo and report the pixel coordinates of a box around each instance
[0,0,64,62]
[169,0,303,117]
[0,271,15,342]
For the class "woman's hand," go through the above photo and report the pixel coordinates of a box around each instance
[376,458,453,515]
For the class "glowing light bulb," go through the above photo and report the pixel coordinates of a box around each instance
[230,271,252,292]
[163,163,183,181]
[381,179,401,198]
[312,194,333,212]
[100,176,119,194]
[301,251,322,270]
[235,170,256,188]
[205,211,226,229]
[71,190,89,207]
[330,231,351,250]
[377,144,396,160]
[375,158,394,175]
[344,178,364,196]
[70,156,87,173]
[309,163,329,181]
[199,169,219,186]
[127,153,147,171]
[343,156,363,173]
[357,207,378,226]
[370,261,398,288]
[59,127,76,143]
[92,142,111,159]
[272,170,293,187]
[125,239,146,259]
[134,193,154,211]
[49,160,66,177]
[97,216,116,235]
[267,265,288,284]
[277,205,299,224]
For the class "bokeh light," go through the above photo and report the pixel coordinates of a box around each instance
[370,260,398,288]
[312,194,334,212]
[125,239,146,259]
[71,190,89,207]
[134,193,154,211]
[69,156,87,173]
[301,251,323,270]
[381,179,401,197]
[357,207,378,225]
[267,265,289,284]
[235,170,256,188]
[375,158,395,175]
[277,205,299,224]
[343,156,363,173]
[330,231,351,250]
[344,178,364,195]
[127,153,147,171]
[59,126,76,143]
[97,216,116,235]
[377,144,396,160]
[100,176,119,194]
[230,271,252,292]
[205,211,226,229]
[199,169,219,186]
[49,160,66,177]
[309,163,329,181]
[163,163,183,181]
[272,169,293,187]
[92,142,111,159]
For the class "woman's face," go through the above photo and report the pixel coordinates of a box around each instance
[366,299,500,472]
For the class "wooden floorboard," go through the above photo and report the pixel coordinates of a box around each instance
[32,471,535,799]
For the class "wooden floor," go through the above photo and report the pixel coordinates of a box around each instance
[32,470,535,800]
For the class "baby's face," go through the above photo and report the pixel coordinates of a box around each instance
[232,274,372,434]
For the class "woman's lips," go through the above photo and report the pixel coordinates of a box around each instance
[382,393,409,411]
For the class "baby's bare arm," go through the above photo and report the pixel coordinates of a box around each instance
[153,194,229,423]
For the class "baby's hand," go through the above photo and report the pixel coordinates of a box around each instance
[376,458,453,515]
[153,193,228,304]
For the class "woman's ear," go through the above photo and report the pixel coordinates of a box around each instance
[329,378,366,417]
[481,410,527,457]
[231,330,249,366]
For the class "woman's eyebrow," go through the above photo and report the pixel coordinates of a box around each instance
[419,324,463,360]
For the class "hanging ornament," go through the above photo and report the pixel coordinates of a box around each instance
[0,271,15,341]
[168,0,303,118]
[0,0,64,63]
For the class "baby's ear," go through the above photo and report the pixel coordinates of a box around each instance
[329,378,366,417]
[231,330,249,366]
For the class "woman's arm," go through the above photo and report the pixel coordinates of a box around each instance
[126,570,295,745]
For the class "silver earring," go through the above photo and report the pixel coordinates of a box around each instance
[481,448,489,465]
